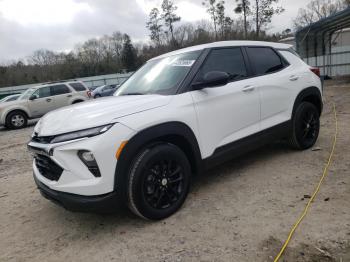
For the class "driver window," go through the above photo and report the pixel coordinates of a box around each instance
[196,48,247,82]
[33,86,51,98]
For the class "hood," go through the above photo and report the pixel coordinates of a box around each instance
[36,95,171,136]
[0,99,26,109]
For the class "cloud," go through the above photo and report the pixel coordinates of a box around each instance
[0,0,311,62]
[0,0,93,26]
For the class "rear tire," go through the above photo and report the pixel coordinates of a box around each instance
[127,143,191,220]
[5,110,28,129]
[288,102,320,150]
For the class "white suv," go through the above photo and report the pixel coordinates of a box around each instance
[28,41,322,220]
[0,81,90,129]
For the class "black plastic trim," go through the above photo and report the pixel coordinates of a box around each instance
[34,174,121,213]
[203,120,292,169]
[292,86,323,116]
[177,48,211,94]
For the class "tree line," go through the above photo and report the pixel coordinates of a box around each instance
[0,0,349,88]
[0,32,137,88]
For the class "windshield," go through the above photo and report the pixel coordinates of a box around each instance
[116,50,201,96]
[19,87,37,100]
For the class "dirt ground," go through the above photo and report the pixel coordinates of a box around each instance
[0,80,349,262]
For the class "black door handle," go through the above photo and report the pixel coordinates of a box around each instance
[67,94,72,97]
[46,98,52,102]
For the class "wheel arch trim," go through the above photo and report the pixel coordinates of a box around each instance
[4,107,30,121]
[113,121,202,200]
[292,86,323,117]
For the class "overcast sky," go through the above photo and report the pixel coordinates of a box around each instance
[0,0,311,63]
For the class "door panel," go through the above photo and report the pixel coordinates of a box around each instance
[256,70,297,130]
[245,47,298,130]
[50,84,72,109]
[190,47,260,158]
[28,86,56,117]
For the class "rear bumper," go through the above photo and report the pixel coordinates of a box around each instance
[34,174,122,213]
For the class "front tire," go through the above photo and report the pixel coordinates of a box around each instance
[5,110,28,129]
[127,144,191,220]
[288,102,320,150]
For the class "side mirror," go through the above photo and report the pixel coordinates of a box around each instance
[192,71,230,90]
[29,94,38,100]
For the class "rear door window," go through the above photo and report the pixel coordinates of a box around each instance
[196,48,248,82]
[51,84,71,96]
[246,47,285,75]
[69,82,86,91]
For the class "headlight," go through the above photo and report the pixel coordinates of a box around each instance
[50,124,113,144]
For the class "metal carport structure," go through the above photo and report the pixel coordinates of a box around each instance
[295,7,350,77]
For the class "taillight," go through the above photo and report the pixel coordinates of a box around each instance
[87,90,91,98]
[310,67,320,78]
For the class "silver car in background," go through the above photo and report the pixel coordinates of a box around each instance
[0,81,90,129]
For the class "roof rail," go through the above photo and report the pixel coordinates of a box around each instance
[40,79,77,85]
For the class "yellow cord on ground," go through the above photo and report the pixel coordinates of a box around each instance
[273,102,338,262]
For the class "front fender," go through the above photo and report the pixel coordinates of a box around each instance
[0,104,31,125]
[113,121,202,204]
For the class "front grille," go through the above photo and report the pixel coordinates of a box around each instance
[35,154,63,181]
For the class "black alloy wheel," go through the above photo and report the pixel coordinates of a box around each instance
[127,144,191,220]
[143,159,185,210]
[289,102,320,150]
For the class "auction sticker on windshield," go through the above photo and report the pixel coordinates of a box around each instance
[170,60,195,67]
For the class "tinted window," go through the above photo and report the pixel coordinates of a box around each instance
[70,82,86,91]
[103,85,113,91]
[51,84,71,95]
[33,86,51,98]
[196,48,247,81]
[246,47,284,75]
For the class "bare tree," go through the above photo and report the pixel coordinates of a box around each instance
[234,0,251,39]
[146,8,163,46]
[294,0,345,29]
[203,0,219,40]
[215,1,226,39]
[252,0,284,37]
[161,0,181,47]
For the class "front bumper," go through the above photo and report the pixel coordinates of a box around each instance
[34,174,121,213]
[28,123,134,196]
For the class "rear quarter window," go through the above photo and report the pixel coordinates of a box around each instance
[69,82,87,92]
[246,47,285,75]
[51,84,71,95]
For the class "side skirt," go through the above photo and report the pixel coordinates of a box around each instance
[203,120,292,170]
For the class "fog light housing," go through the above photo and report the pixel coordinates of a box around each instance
[81,151,95,162]
[78,150,101,177]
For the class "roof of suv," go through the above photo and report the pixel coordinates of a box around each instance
[150,41,293,61]
[31,81,84,89]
